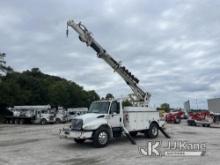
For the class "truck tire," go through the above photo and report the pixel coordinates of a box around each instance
[175,118,181,124]
[55,118,61,124]
[40,119,47,125]
[130,131,138,137]
[93,127,110,148]
[19,119,24,124]
[187,121,191,126]
[74,139,85,144]
[145,123,159,138]
[15,119,19,124]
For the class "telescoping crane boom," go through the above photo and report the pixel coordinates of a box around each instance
[66,20,151,106]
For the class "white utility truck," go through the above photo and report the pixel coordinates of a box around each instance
[5,105,55,125]
[59,20,169,147]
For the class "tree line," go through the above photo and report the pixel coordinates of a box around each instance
[0,68,100,108]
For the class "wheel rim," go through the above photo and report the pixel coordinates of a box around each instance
[152,126,158,136]
[98,131,108,145]
[42,120,46,125]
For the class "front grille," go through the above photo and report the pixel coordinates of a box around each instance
[71,119,83,130]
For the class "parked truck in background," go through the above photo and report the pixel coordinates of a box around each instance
[187,110,220,127]
[165,109,185,124]
[4,105,55,125]
[187,110,213,127]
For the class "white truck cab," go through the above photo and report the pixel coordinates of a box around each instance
[60,99,165,147]
[33,109,55,125]
[54,108,68,123]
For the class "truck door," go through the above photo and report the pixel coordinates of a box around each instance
[108,101,121,128]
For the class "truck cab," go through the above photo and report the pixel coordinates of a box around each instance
[54,108,68,123]
[60,99,164,147]
[33,109,55,125]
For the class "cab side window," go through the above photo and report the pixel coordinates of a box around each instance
[110,101,120,114]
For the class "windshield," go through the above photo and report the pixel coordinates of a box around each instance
[88,102,110,114]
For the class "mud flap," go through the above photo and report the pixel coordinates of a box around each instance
[159,127,170,138]
[122,127,136,145]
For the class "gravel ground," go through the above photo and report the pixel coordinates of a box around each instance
[0,120,220,165]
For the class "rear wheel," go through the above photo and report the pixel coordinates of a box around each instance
[15,119,19,124]
[93,127,110,148]
[9,120,14,124]
[145,123,159,138]
[19,119,24,124]
[74,139,85,144]
[175,117,181,124]
[55,118,61,124]
[40,119,47,125]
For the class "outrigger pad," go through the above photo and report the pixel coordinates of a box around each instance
[159,127,171,138]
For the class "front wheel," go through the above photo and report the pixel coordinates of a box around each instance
[145,123,159,138]
[74,139,85,144]
[55,118,61,124]
[19,119,24,124]
[175,117,181,124]
[93,127,110,148]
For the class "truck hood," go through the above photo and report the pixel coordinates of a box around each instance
[75,113,106,123]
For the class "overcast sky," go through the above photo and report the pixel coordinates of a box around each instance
[0,0,220,108]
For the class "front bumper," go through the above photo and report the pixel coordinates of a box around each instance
[59,128,93,139]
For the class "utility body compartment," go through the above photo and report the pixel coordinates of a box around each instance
[123,106,162,132]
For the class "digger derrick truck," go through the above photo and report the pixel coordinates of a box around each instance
[59,20,170,147]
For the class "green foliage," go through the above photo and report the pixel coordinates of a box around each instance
[160,103,170,112]
[122,99,132,107]
[0,68,99,107]
[105,93,114,99]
